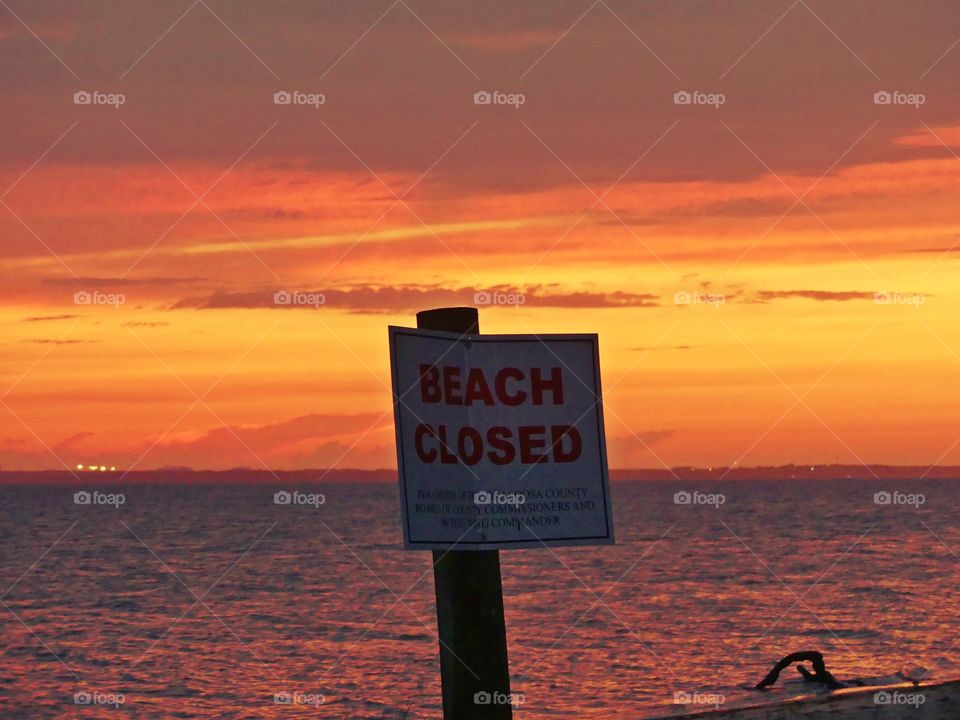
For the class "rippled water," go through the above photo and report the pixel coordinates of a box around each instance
[1,479,958,718]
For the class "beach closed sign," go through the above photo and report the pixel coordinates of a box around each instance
[389,326,614,550]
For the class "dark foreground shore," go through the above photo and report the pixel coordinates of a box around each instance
[660,680,960,719]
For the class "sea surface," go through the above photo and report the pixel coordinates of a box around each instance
[1,479,958,718]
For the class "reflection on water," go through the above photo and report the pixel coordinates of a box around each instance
[0,479,958,718]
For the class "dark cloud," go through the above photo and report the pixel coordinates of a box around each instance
[23,314,77,322]
[909,246,960,254]
[607,431,676,466]
[3,0,956,191]
[43,277,206,287]
[753,290,878,303]
[22,339,96,345]
[121,321,170,328]
[264,208,309,219]
[172,284,661,313]
[0,414,389,471]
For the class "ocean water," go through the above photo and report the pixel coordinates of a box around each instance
[1,479,958,719]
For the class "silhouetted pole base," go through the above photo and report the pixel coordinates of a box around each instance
[417,307,513,720]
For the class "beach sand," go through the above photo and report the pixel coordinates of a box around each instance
[660,680,960,719]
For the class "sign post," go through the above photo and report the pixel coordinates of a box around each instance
[390,306,613,719]
[417,307,512,720]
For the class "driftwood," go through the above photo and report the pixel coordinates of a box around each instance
[755,651,846,690]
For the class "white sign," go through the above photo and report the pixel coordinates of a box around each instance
[389,326,614,550]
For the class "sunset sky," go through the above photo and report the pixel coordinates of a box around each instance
[2,1,960,471]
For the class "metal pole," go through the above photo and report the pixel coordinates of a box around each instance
[416,307,513,720]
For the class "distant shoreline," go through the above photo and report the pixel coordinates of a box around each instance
[2,465,960,484]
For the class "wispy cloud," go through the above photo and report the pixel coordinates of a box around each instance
[22,338,95,345]
[43,276,206,287]
[23,314,77,322]
[752,290,878,303]
[172,284,661,313]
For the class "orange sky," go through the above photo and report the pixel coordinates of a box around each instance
[2,1,960,471]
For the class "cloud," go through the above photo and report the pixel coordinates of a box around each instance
[23,314,77,322]
[0,15,77,41]
[172,285,661,313]
[124,413,392,470]
[607,431,676,467]
[896,125,960,149]
[22,339,95,345]
[630,345,697,351]
[0,431,96,472]
[288,441,395,470]
[449,29,561,51]
[908,246,960,255]
[43,277,206,287]
[121,321,170,328]
[752,290,878,303]
[0,413,392,471]
[263,208,309,220]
